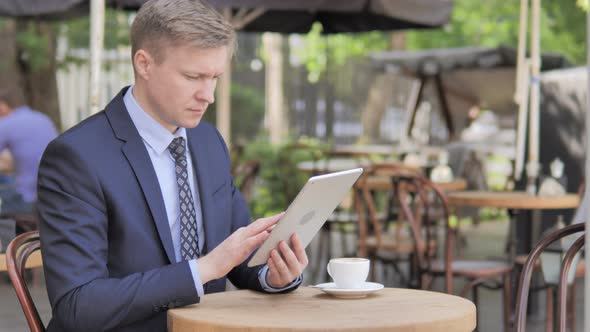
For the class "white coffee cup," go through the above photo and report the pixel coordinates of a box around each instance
[327,257,370,289]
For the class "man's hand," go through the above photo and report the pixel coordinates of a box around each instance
[266,233,308,288]
[198,213,283,284]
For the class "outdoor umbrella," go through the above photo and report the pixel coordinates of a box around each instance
[0,0,453,142]
[371,46,566,141]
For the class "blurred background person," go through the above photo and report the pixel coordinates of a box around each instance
[0,88,57,216]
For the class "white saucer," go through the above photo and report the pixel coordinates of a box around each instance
[314,282,384,299]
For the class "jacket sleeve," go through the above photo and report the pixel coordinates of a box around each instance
[37,139,199,332]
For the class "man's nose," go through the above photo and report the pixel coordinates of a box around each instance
[196,79,216,104]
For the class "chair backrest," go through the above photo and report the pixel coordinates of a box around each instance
[557,232,585,332]
[354,163,452,293]
[354,163,420,256]
[394,173,453,294]
[6,230,44,332]
[514,222,585,332]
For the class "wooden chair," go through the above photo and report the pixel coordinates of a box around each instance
[6,230,44,332]
[515,223,585,332]
[557,232,585,332]
[354,163,433,287]
[513,181,586,331]
[358,169,512,331]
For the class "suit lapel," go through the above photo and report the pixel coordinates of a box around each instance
[105,88,176,263]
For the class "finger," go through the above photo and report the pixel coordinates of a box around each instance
[271,249,292,282]
[266,224,277,234]
[245,228,271,250]
[266,258,281,287]
[267,257,278,276]
[279,241,301,276]
[290,233,309,266]
[247,212,285,236]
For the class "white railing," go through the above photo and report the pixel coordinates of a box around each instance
[57,48,134,130]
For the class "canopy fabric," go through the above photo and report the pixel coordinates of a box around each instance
[0,0,453,32]
[0,0,88,19]
[372,46,568,115]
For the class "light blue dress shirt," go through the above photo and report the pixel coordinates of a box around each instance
[123,87,298,296]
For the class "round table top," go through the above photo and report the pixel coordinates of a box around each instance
[365,176,467,192]
[168,287,476,332]
[446,191,580,210]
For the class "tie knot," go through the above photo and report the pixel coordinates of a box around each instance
[168,137,186,161]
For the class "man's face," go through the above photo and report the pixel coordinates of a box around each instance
[135,43,229,133]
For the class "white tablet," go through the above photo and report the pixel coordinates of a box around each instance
[247,168,363,267]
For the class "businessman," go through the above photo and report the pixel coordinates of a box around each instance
[37,1,308,331]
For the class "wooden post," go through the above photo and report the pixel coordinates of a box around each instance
[526,0,541,192]
[514,0,529,181]
[263,33,287,145]
[89,0,105,115]
[217,7,233,144]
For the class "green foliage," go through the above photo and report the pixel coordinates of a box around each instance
[406,0,587,64]
[233,137,327,218]
[205,82,266,143]
[578,0,588,11]
[65,9,130,50]
[296,23,390,83]
[16,22,52,71]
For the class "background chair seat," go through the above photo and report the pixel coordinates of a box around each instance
[430,259,512,279]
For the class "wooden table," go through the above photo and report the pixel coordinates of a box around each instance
[446,191,579,210]
[333,144,416,156]
[168,287,476,332]
[446,190,580,260]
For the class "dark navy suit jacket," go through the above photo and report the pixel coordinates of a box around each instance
[37,87,287,332]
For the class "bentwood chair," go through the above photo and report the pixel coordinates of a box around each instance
[6,231,44,332]
[357,169,512,331]
[515,223,585,332]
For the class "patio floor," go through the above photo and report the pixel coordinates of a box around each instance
[0,220,584,331]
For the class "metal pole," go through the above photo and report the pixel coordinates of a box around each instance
[89,0,105,115]
[526,0,541,194]
[514,0,530,181]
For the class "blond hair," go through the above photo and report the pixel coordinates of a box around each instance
[130,0,236,66]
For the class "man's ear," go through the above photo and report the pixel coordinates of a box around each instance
[133,49,153,81]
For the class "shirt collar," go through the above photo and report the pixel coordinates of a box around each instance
[123,85,187,155]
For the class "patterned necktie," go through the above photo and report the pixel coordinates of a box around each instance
[168,137,200,260]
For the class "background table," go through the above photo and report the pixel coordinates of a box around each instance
[168,287,476,332]
[332,144,416,156]
[446,191,580,258]
[446,191,579,210]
